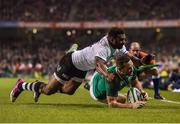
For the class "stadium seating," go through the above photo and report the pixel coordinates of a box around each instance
[0,0,179,21]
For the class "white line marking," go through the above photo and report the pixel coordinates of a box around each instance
[81,86,180,105]
[161,99,180,105]
[149,97,180,105]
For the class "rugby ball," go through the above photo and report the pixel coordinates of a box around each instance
[127,87,144,103]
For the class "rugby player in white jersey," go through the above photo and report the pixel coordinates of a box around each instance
[10,28,142,103]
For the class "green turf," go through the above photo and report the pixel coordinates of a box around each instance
[0,78,180,123]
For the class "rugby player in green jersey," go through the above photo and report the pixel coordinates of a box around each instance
[89,55,159,109]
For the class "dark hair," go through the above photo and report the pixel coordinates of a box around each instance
[108,28,125,38]
[115,55,130,67]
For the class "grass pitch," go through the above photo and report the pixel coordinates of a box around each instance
[0,78,180,123]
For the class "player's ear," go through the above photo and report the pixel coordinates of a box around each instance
[107,35,111,41]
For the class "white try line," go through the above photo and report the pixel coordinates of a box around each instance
[149,97,180,105]
[81,86,180,105]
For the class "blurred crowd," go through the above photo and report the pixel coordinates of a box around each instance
[0,40,65,79]
[0,0,179,21]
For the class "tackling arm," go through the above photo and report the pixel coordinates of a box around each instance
[95,57,115,81]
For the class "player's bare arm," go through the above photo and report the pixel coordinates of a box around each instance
[131,77,143,91]
[131,78,148,100]
[107,96,145,109]
[95,56,115,81]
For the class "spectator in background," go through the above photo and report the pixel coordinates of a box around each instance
[129,42,165,99]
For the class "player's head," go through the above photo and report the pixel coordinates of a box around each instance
[115,55,133,75]
[130,42,141,57]
[107,28,127,49]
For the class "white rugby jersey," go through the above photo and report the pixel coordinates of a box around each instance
[72,36,128,71]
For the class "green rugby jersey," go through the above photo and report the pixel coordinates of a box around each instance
[92,66,136,100]
[92,64,159,100]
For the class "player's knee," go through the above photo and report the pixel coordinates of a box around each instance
[43,90,52,95]
[43,88,57,95]
[60,82,81,95]
[60,86,77,95]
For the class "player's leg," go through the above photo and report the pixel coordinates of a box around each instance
[60,80,82,95]
[10,79,44,102]
[10,74,63,102]
[140,68,165,99]
[66,43,78,53]
[150,68,160,96]
[152,75,165,99]
[10,53,73,102]
[35,51,86,98]
[147,69,165,99]
[58,57,87,95]
[41,75,63,95]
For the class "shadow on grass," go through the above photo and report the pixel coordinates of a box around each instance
[11,102,107,109]
[5,102,180,110]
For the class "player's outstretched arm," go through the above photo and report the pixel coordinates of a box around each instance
[107,96,145,109]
